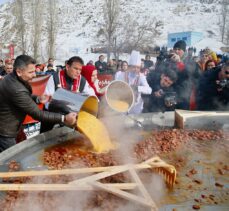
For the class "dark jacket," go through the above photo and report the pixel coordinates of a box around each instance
[174,59,200,110]
[144,60,154,69]
[95,60,107,74]
[106,64,117,74]
[45,69,55,76]
[144,72,175,112]
[0,69,7,76]
[0,68,6,77]
[0,73,62,137]
[197,67,229,111]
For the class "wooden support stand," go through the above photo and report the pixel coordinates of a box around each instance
[175,109,229,129]
[0,157,177,211]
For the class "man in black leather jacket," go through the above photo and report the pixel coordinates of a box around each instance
[0,55,77,152]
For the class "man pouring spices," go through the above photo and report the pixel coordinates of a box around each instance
[0,55,77,152]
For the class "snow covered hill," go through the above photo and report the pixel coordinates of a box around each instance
[0,0,224,62]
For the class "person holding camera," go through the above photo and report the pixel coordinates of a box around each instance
[197,63,229,111]
[144,67,178,112]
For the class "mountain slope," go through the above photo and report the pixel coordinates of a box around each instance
[0,0,223,61]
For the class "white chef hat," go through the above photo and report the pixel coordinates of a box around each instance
[128,50,141,66]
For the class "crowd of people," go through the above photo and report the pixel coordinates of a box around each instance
[0,40,228,152]
[80,41,228,113]
[147,41,229,112]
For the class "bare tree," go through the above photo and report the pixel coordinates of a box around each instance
[220,0,229,43]
[32,0,42,61]
[116,16,163,53]
[14,0,26,54]
[102,0,120,61]
[47,0,58,59]
[226,23,229,45]
[99,2,163,58]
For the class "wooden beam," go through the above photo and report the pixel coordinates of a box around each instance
[0,165,144,178]
[0,183,137,191]
[129,167,157,210]
[0,157,172,178]
[70,165,130,185]
[90,181,158,210]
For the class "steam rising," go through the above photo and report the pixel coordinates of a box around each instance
[12,190,91,211]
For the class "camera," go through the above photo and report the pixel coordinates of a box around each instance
[164,92,177,106]
[217,79,229,89]
[157,52,168,61]
[157,51,175,62]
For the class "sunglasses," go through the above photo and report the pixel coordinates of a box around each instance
[225,70,229,75]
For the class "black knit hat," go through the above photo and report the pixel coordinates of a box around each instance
[173,40,186,52]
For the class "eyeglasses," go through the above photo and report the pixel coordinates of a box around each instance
[225,70,229,75]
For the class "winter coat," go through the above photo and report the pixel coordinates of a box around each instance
[106,64,117,74]
[197,67,229,111]
[0,67,6,77]
[144,60,154,69]
[95,61,107,74]
[145,72,175,112]
[174,57,201,110]
[45,69,56,75]
[0,73,62,137]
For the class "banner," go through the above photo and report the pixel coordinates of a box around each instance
[97,74,114,89]
[23,75,51,125]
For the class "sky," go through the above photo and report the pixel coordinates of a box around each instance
[0,0,9,5]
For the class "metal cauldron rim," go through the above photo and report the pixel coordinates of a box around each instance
[105,80,135,113]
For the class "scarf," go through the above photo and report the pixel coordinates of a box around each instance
[81,65,103,97]
[59,69,80,92]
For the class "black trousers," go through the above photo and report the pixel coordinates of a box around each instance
[0,135,16,153]
[40,102,68,134]
[40,121,56,134]
[39,107,56,134]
